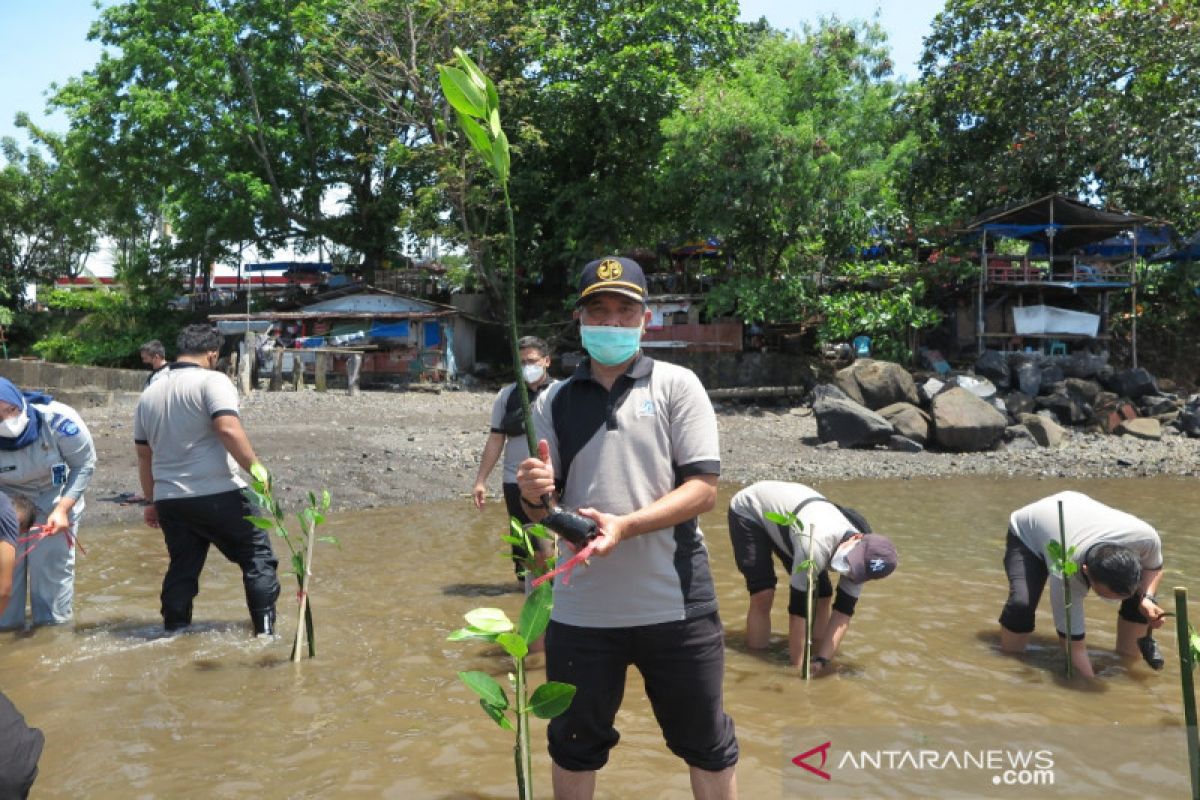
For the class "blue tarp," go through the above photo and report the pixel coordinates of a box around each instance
[1151,231,1200,263]
[370,321,410,339]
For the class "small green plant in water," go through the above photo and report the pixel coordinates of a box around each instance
[1045,501,1078,678]
[766,510,817,680]
[450,582,575,800]
[245,463,337,661]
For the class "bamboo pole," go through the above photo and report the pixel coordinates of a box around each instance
[1058,500,1073,678]
[1176,587,1199,800]
[803,524,815,682]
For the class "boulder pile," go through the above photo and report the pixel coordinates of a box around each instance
[811,352,1199,452]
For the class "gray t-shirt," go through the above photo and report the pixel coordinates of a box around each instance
[1011,490,1162,636]
[534,356,721,628]
[488,381,556,483]
[729,481,866,597]
[133,364,245,501]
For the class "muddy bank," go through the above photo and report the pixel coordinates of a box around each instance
[77,387,1200,528]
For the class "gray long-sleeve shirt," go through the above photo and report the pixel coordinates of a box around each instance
[0,401,96,517]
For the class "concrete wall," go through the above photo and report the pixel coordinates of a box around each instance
[651,351,819,391]
[0,359,147,393]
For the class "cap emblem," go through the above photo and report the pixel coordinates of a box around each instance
[596,258,623,281]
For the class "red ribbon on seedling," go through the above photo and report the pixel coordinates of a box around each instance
[14,525,87,564]
[531,538,600,588]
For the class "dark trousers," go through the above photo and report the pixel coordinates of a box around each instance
[155,490,281,629]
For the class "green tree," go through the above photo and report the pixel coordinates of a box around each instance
[656,21,916,318]
[0,127,100,306]
[312,0,742,308]
[909,0,1200,230]
[506,0,742,288]
[51,0,432,278]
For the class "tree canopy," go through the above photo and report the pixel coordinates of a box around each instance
[656,21,916,321]
[910,0,1200,230]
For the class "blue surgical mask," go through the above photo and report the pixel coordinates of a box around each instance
[581,325,642,366]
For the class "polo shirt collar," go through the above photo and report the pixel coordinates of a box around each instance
[573,353,654,384]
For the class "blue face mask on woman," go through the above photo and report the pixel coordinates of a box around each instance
[580,325,643,366]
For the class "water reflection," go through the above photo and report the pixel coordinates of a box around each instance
[0,477,1195,797]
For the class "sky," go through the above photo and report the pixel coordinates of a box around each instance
[0,0,946,145]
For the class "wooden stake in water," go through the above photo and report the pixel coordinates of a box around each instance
[803,524,816,681]
[1057,500,1073,679]
[1175,587,1200,800]
[292,510,318,662]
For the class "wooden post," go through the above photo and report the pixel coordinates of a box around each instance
[1176,587,1200,800]
[269,348,284,391]
[292,353,305,391]
[315,351,329,392]
[347,353,362,396]
[239,331,255,394]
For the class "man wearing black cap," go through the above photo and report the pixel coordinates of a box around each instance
[517,256,738,798]
[728,481,897,675]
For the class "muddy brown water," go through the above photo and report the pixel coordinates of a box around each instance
[1,477,1197,799]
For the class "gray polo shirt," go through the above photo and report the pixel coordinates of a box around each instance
[488,381,556,483]
[729,481,866,597]
[534,355,720,628]
[133,364,245,501]
[1011,490,1162,636]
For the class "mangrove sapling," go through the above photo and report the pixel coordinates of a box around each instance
[765,511,817,680]
[1174,587,1200,800]
[437,47,595,550]
[438,49,577,798]
[502,518,554,582]
[1045,500,1078,678]
[245,464,337,660]
[449,582,576,800]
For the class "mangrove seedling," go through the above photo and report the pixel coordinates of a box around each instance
[449,582,576,800]
[502,518,554,582]
[766,510,817,680]
[437,47,595,547]
[245,463,337,660]
[1045,500,1078,678]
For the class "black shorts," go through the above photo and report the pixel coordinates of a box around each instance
[727,509,792,595]
[545,613,738,773]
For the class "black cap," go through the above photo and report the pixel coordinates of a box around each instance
[577,257,647,305]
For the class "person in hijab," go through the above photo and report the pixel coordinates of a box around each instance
[0,378,97,629]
